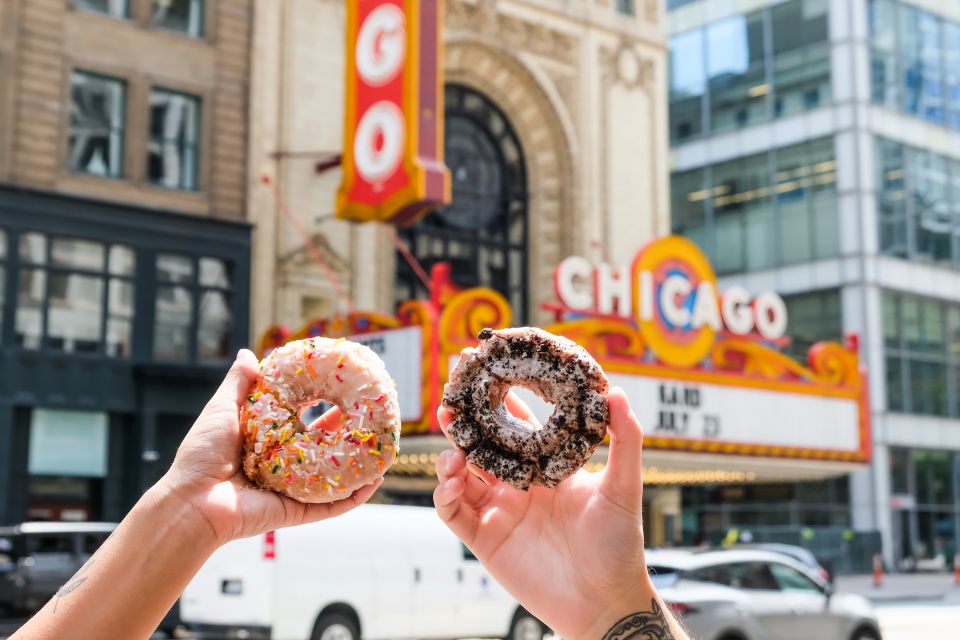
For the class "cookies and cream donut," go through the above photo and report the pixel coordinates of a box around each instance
[442,327,610,489]
[240,337,400,503]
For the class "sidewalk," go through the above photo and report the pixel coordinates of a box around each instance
[835,572,959,603]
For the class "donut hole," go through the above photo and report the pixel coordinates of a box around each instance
[504,386,555,431]
[299,399,341,432]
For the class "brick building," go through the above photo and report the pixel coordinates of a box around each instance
[0,0,253,524]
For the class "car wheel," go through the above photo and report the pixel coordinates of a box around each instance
[312,613,360,640]
[507,608,548,640]
[850,628,880,640]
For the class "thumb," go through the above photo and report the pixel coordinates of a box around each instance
[202,349,260,417]
[598,387,644,510]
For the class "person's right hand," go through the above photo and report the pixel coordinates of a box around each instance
[434,388,685,639]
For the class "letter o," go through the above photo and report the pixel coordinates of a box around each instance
[354,102,405,183]
[753,292,788,341]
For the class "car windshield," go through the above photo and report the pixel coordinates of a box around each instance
[648,565,681,589]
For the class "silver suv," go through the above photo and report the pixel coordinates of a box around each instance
[0,522,114,615]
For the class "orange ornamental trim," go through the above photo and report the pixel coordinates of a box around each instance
[336,0,450,225]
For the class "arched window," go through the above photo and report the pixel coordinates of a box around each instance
[395,84,528,321]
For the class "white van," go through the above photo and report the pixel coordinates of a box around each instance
[180,504,548,640]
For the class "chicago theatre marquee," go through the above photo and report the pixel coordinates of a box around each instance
[259,236,871,548]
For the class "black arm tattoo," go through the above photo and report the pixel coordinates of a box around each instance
[602,599,676,640]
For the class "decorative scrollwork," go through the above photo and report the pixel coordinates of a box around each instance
[438,288,512,351]
[711,338,862,388]
[544,318,646,360]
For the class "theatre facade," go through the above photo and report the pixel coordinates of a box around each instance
[258,235,875,569]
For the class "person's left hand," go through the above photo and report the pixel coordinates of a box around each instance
[158,349,382,546]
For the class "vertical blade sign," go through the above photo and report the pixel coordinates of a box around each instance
[336,0,451,225]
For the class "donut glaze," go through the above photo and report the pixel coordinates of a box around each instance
[240,338,400,503]
[442,327,610,489]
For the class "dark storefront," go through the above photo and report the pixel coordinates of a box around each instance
[0,185,250,524]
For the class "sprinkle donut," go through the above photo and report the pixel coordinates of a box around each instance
[442,327,610,490]
[240,338,401,503]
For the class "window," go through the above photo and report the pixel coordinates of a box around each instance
[25,535,74,556]
[397,85,528,320]
[12,231,135,356]
[900,6,943,124]
[670,169,708,250]
[771,0,830,118]
[776,138,838,263]
[148,89,200,190]
[668,1,831,142]
[16,233,47,349]
[68,71,126,178]
[670,137,838,274]
[614,0,634,16]
[197,258,233,362]
[688,564,731,586]
[151,0,203,37]
[875,137,960,266]
[154,253,234,362]
[883,292,960,417]
[669,30,705,141]
[869,0,960,131]
[74,0,128,18]
[769,562,822,592]
[870,0,899,107]
[782,290,842,360]
[707,12,767,133]
[728,562,779,590]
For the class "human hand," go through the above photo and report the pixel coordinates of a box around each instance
[158,349,381,546]
[434,388,684,639]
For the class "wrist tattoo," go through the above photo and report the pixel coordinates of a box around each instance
[602,599,675,640]
[53,565,91,613]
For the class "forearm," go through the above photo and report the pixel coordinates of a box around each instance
[12,479,219,640]
[581,583,689,640]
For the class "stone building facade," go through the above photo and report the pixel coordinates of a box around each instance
[247,0,670,340]
[0,0,253,524]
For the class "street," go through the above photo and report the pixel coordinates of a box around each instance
[875,593,960,640]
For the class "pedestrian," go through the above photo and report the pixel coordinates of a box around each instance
[10,350,686,640]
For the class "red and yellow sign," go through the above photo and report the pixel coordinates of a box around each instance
[551,236,788,368]
[336,0,451,225]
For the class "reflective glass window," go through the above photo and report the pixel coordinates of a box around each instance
[16,268,45,349]
[670,169,708,253]
[886,354,904,411]
[107,280,134,358]
[945,22,960,129]
[198,258,230,288]
[771,0,830,118]
[198,290,231,362]
[68,71,126,178]
[669,30,705,141]
[869,0,899,107]
[890,447,910,494]
[151,0,203,37]
[900,7,944,123]
[50,238,104,272]
[875,138,907,257]
[148,89,200,190]
[154,285,192,361]
[74,0,128,18]
[706,12,768,133]
[782,290,842,360]
[108,245,135,276]
[47,273,103,353]
[909,150,952,264]
[157,254,193,284]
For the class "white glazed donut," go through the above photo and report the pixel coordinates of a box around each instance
[240,338,400,503]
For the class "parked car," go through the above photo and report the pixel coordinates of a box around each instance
[180,504,548,640]
[0,522,179,635]
[731,543,833,583]
[647,549,882,640]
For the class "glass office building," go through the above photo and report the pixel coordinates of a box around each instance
[669,0,960,569]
